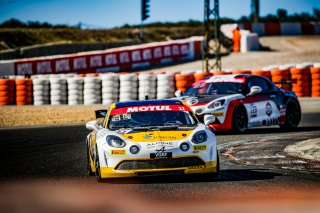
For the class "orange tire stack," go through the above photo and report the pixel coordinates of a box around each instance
[251,70,271,80]
[212,71,227,75]
[194,72,212,82]
[175,73,195,92]
[15,79,33,105]
[0,79,15,106]
[290,65,311,97]
[270,67,291,91]
[310,64,320,97]
[232,70,252,75]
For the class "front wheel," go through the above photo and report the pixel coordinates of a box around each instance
[232,105,247,133]
[280,100,301,130]
[94,147,102,181]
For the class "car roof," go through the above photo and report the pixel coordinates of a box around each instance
[115,99,183,108]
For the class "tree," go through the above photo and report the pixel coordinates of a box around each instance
[0,18,27,28]
[277,9,287,21]
[314,8,320,21]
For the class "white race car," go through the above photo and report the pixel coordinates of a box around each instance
[176,74,301,133]
[85,99,219,180]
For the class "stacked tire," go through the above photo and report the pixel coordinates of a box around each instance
[15,79,33,106]
[232,70,252,75]
[50,77,67,105]
[138,73,157,100]
[194,71,212,82]
[0,79,15,106]
[175,73,194,93]
[251,69,271,79]
[101,74,119,105]
[270,66,291,91]
[311,63,320,97]
[290,64,311,97]
[67,77,84,105]
[84,77,102,105]
[157,73,175,99]
[119,74,138,102]
[32,78,50,105]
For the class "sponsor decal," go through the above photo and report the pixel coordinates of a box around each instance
[150,147,172,159]
[146,142,174,149]
[205,75,245,83]
[250,104,257,118]
[212,112,224,117]
[266,102,272,116]
[188,165,205,169]
[144,135,152,139]
[111,105,190,115]
[111,149,126,155]
[193,145,207,151]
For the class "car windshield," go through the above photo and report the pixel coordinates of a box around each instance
[108,110,197,130]
[184,82,243,96]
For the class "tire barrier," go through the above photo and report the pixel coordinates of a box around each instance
[33,78,50,106]
[49,77,67,105]
[157,73,175,99]
[311,64,320,97]
[0,79,15,106]
[15,79,32,106]
[101,74,119,105]
[175,73,195,93]
[67,77,84,105]
[271,66,291,91]
[119,74,138,102]
[84,77,101,105]
[290,64,311,97]
[194,71,212,82]
[138,73,156,100]
[2,61,320,106]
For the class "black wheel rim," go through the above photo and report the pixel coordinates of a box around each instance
[236,108,246,130]
[287,102,300,126]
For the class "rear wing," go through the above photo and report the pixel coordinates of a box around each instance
[273,78,297,85]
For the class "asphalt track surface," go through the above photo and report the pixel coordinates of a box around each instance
[0,111,320,213]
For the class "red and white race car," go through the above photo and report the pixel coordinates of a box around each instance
[175,74,301,132]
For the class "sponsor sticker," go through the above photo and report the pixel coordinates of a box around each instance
[150,147,172,159]
[212,112,224,117]
[193,145,207,151]
[266,102,272,116]
[111,105,190,115]
[188,165,205,169]
[111,150,126,155]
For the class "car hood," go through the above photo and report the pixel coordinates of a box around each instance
[178,94,227,106]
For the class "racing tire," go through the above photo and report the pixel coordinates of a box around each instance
[94,146,102,181]
[232,104,247,133]
[280,100,301,131]
[87,145,95,176]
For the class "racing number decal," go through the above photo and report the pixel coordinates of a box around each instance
[250,104,257,118]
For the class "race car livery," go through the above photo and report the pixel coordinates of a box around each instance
[85,99,219,180]
[176,74,301,132]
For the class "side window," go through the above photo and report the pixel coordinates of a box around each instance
[247,77,269,92]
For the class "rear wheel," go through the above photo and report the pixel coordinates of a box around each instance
[232,105,247,133]
[280,100,301,130]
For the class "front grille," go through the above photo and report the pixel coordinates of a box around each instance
[115,157,205,170]
[138,170,185,177]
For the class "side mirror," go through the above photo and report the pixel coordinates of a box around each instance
[204,114,216,125]
[248,86,262,96]
[86,120,101,131]
[175,90,183,97]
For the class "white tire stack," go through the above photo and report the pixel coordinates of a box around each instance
[49,77,67,105]
[83,76,102,105]
[156,73,175,99]
[119,74,138,102]
[101,74,119,106]
[67,77,84,105]
[138,73,157,100]
[32,78,50,105]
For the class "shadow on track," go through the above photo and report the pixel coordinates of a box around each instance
[97,169,281,184]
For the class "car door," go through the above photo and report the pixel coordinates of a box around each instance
[244,76,281,128]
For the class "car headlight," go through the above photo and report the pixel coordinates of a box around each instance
[191,131,207,144]
[208,99,225,109]
[106,135,126,148]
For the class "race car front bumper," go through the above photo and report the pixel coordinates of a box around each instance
[99,158,218,178]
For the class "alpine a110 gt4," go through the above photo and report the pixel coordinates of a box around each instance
[85,99,219,180]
